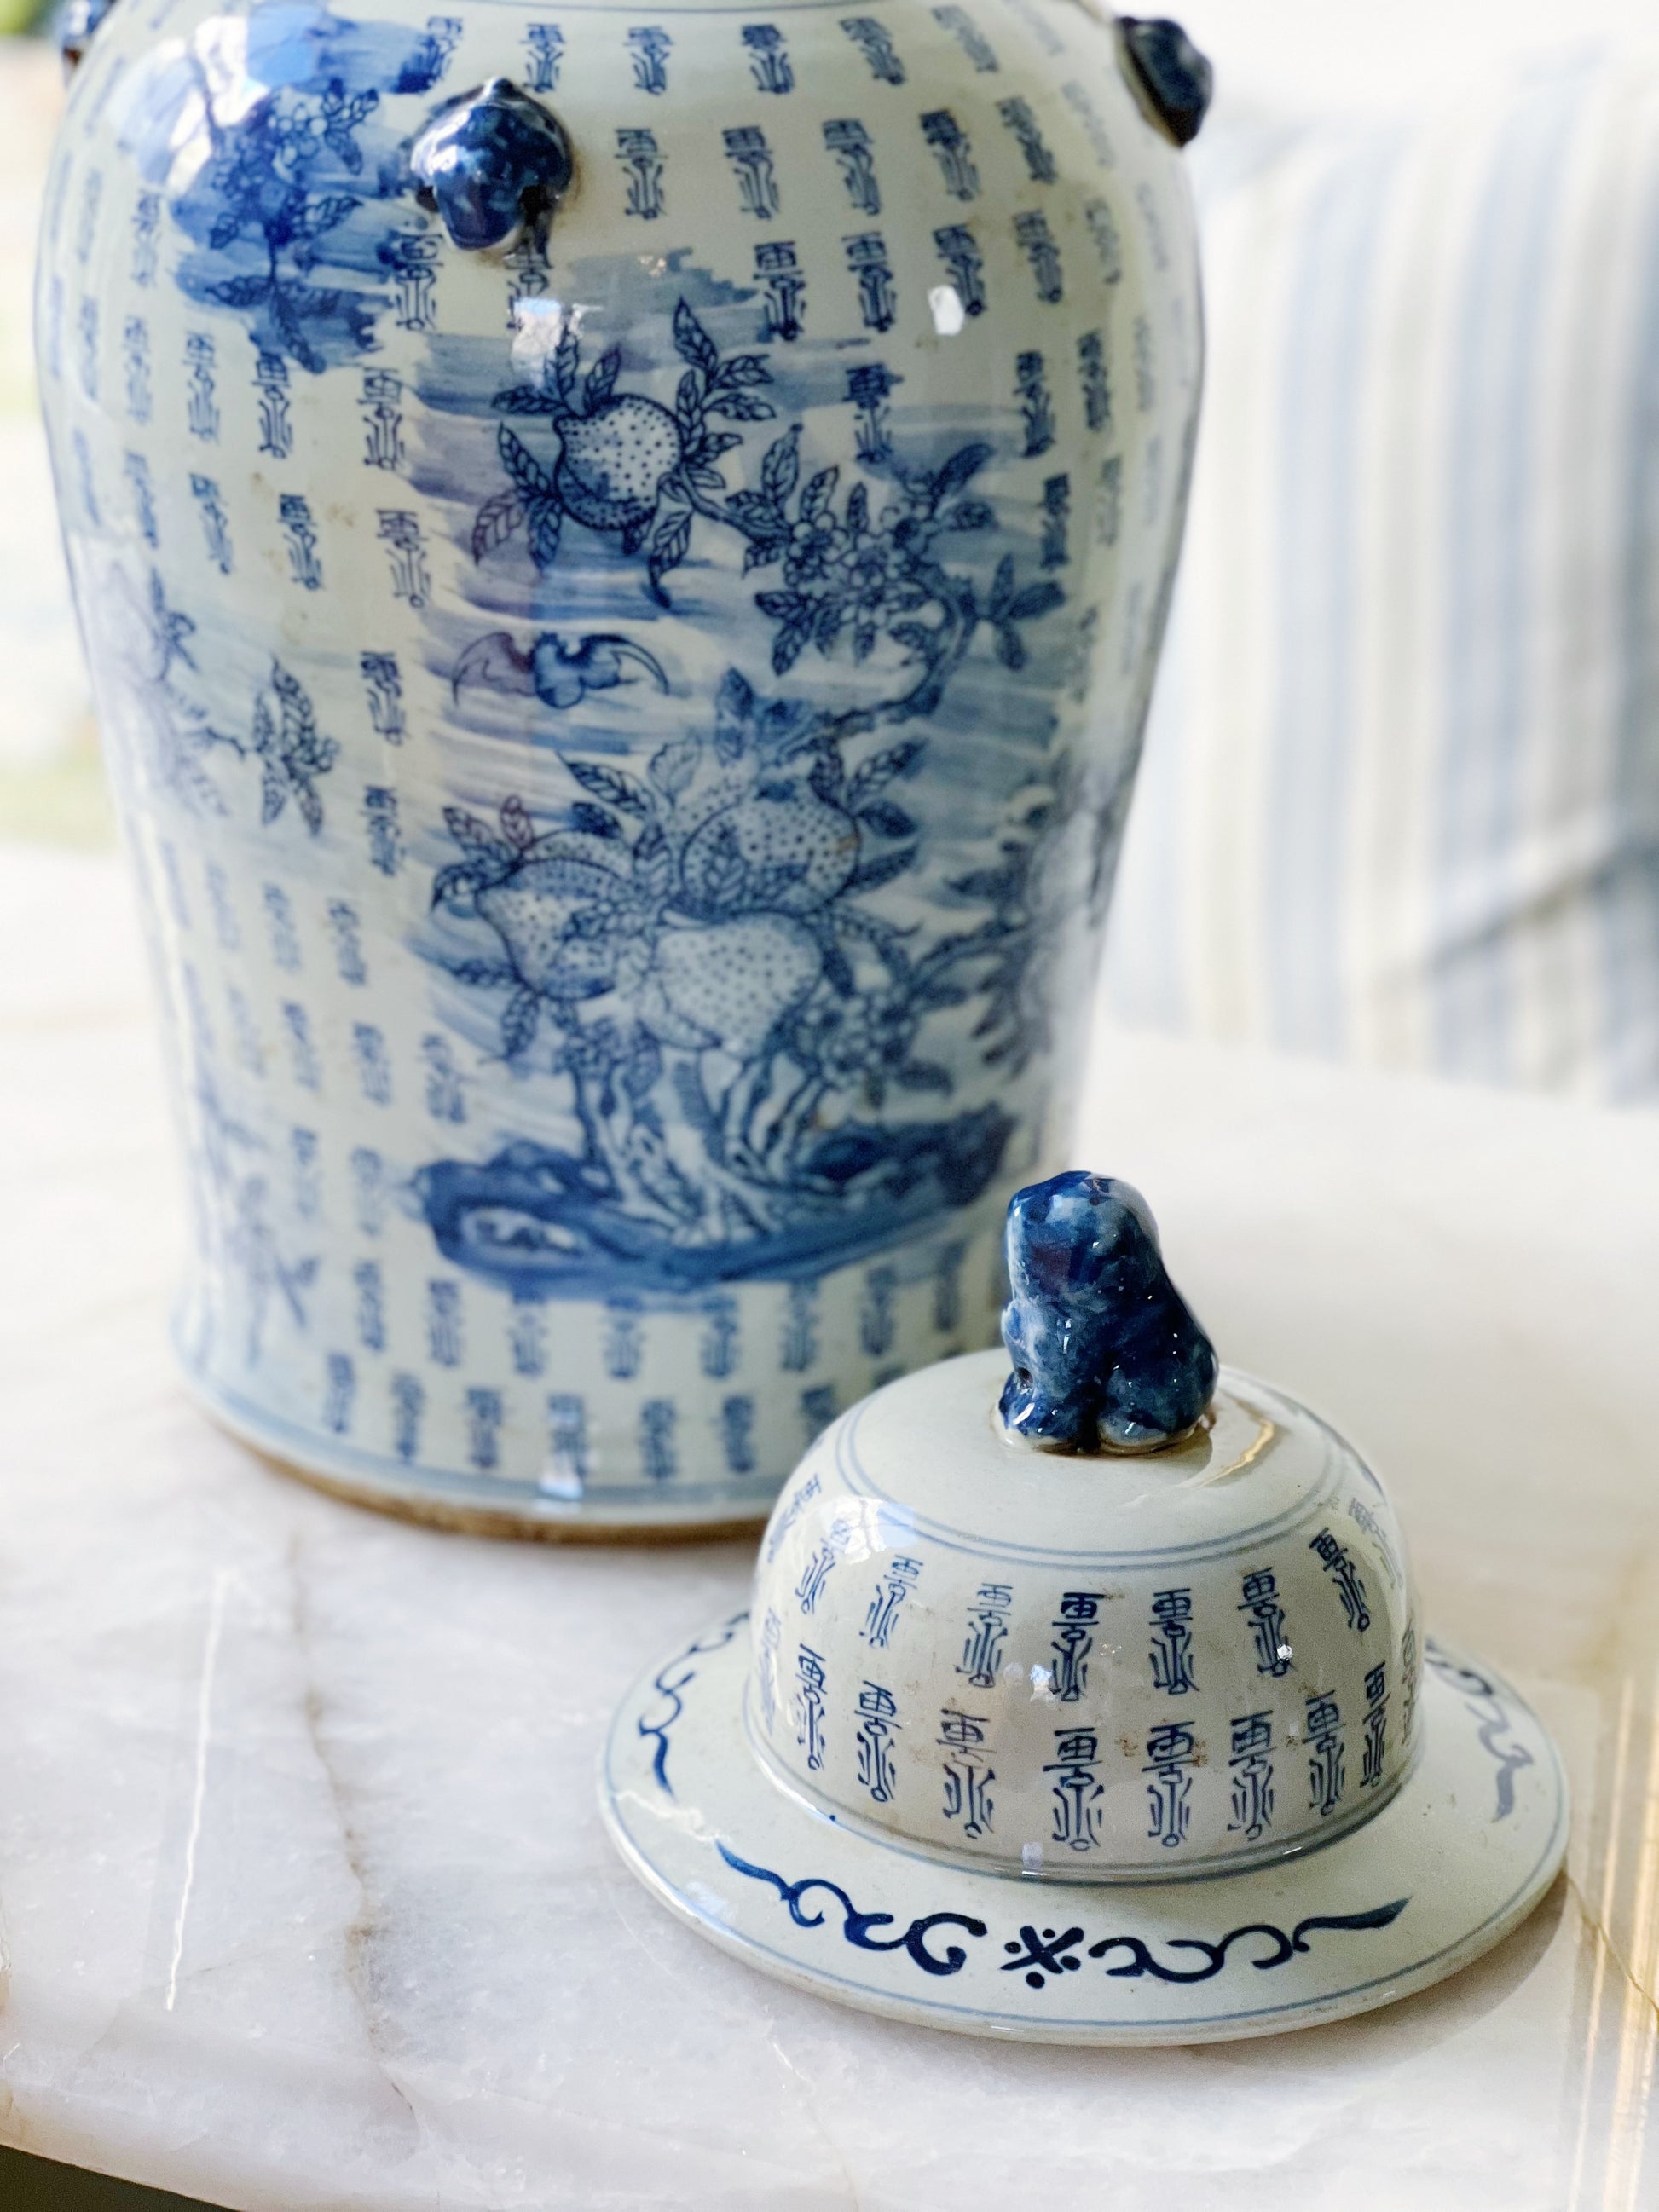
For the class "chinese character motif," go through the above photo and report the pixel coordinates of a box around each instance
[855,1681,901,1802]
[360,369,404,469]
[545,1392,587,1496]
[933,4,997,70]
[282,1002,320,1089]
[254,351,292,459]
[756,1607,783,1729]
[605,1300,641,1379]
[1309,1528,1371,1632]
[1400,1620,1419,1742]
[511,1303,545,1377]
[124,451,158,547]
[1137,179,1170,269]
[862,1553,922,1648]
[354,1260,384,1351]
[795,1531,842,1614]
[524,20,564,90]
[130,191,160,287]
[844,231,896,332]
[1095,453,1122,547]
[1361,1662,1389,1788]
[1348,1496,1404,1589]
[1062,78,1115,166]
[938,1706,995,1837]
[1002,0,1062,55]
[263,884,301,969]
[1078,329,1111,430]
[723,126,779,218]
[1238,1567,1292,1678]
[394,14,460,93]
[360,652,405,743]
[391,1372,425,1462]
[122,315,151,422]
[1306,1692,1345,1816]
[1228,1709,1275,1841]
[794,1644,828,1770]
[921,109,979,199]
[841,15,905,84]
[933,225,986,316]
[426,1279,463,1366]
[742,23,794,92]
[353,1021,391,1104]
[72,430,100,527]
[191,476,233,573]
[859,1267,895,1357]
[1040,474,1069,569]
[364,785,402,875]
[185,332,218,441]
[280,494,323,590]
[1148,1586,1198,1695]
[351,1146,387,1233]
[1015,349,1054,456]
[721,1394,754,1473]
[640,1397,677,1481]
[466,1387,503,1471]
[1049,1590,1101,1701]
[290,1128,321,1218]
[847,361,899,464]
[377,510,429,606]
[77,298,98,401]
[328,900,367,985]
[824,118,880,215]
[1133,315,1156,410]
[997,95,1056,183]
[1047,1727,1104,1852]
[959,1582,1013,1688]
[616,127,667,220]
[755,238,806,341]
[1144,1721,1197,1848]
[1015,211,1064,303]
[700,1294,739,1378]
[384,230,439,331]
[1084,197,1124,286]
[627,24,673,92]
[800,1382,836,1442]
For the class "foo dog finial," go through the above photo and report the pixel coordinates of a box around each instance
[1118,18,1213,147]
[412,79,575,253]
[998,1170,1217,1454]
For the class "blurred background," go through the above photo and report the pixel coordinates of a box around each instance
[3,0,1658,1089]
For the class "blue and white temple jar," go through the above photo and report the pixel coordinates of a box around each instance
[38,3,1209,1530]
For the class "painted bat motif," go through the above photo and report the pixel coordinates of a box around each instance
[453,630,671,711]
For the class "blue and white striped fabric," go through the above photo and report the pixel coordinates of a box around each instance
[1101,43,1659,1100]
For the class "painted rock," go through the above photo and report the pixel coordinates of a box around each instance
[38,0,1207,1530]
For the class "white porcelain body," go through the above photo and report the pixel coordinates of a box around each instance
[37,0,1200,1528]
[750,1353,1422,1877]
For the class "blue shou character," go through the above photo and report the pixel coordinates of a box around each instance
[1040,474,1069,569]
[756,1606,783,1729]
[390,1372,425,1463]
[205,865,239,950]
[639,1398,677,1481]
[1309,1527,1371,1632]
[1237,1566,1292,1677]
[855,1681,901,1803]
[1361,1661,1389,1788]
[793,1644,828,1770]
[1047,1726,1104,1853]
[1306,1692,1345,1817]
[1133,315,1156,410]
[185,331,218,441]
[426,1279,463,1366]
[360,654,405,742]
[322,1353,355,1435]
[353,1260,384,1351]
[997,95,1056,183]
[627,25,673,94]
[742,22,794,93]
[938,1706,995,1838]
[351,1146,386,1234]
[933,4,997,71]
[1148,1586,1198,1695]
[280,494,323,590]
[700,1293,739,1377]
[384,231,439,332]
[921,109,979,199]
[524,22,564,90]
[227,986,261,1075]
[191,476,233,573]
[1049,1591,1101,1702]
[782,1278,818,1371]
[263,883,299,969]
[755,239,806,340]
[933,225,986,316]
[606,1301,642,1379]
[1003,0,1062,57]
[1144,1720,1197,1848]
[860,1266,896,1356]
[1227,1709,1274,1841]
[1095,453,1122,548]
[543,1392,587,1497]
[795,1533,841,1614]
[72,432,101,528]
[721,1393,755,1474]
[504,236,552,337]
[845,231,896,332]
[77,298,98,402]
[130,190,161,286]
[510,1302,546,1377]
[254,352,292,459]
[377,511,429,607]
[328,900,367,985]
[724,126,780,219]
[364,786,402,876]
[959,1582,1013,1689]
[74,169,101,264]
[847,358,900,460]
[466,1387,503,1471]
[1061,79,1115,166]
[352,1022,390,1104]
[1015,349,1054,455]
[123,315,151,422]
[1014,210,1063,303]
[360,370,404,469]
[799,1383,836,1443]
[1085,197,1123,283]
[1136,179,1171,271]
[616,127,667,220]
[1078,329,1110,431]
[824,118,880,215]
[290,1129,321,1218]
[861,1554,922,1649]
[1400,1620,1419,1741]
[934,1241,966,1333]
[124,451,158,547]
[840,15,905,84]
[282,1002,319,1089]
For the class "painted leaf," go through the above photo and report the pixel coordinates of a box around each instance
[673,299,720,378]
[569,758,650,814]
[501,987,540,1058]
[472,488,523,561]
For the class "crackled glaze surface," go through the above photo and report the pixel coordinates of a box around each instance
[37,0,1201,1526]
[749,1352,1420,1879]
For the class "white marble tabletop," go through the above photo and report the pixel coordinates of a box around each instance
[1,846,1656,2212]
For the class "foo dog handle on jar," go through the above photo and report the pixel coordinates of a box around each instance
[411,78,575,252]
[1117,15,1214,147]
[998,1170,1218,1453]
